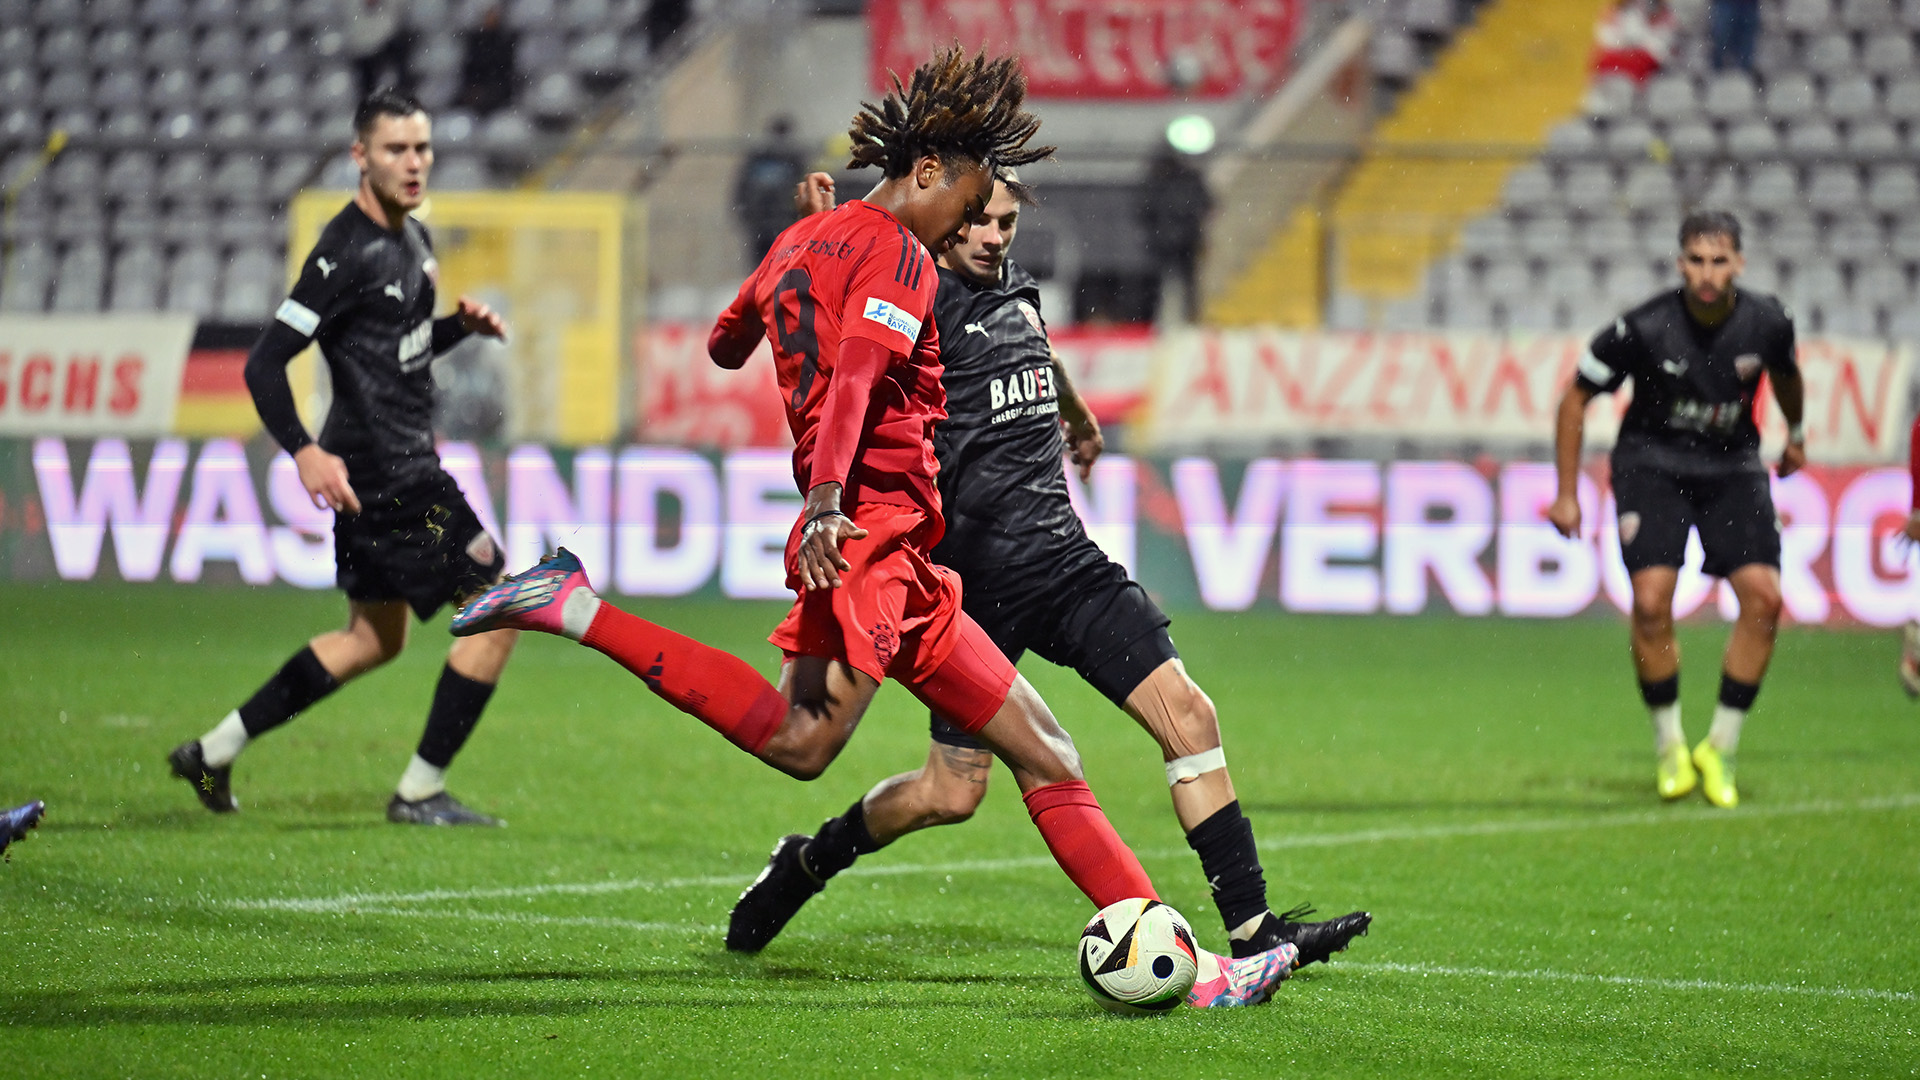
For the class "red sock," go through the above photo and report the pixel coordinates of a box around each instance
[1021,780,1158,908]
[581,603,789,755]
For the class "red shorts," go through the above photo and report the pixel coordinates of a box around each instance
[769,503,1015,732]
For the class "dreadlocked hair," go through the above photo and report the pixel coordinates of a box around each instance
[847,47,1055,180]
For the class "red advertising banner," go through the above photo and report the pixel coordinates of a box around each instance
[635,322,1152,449]
[868,0,1303,99]
[0,315,193,437]
[1142,329,1914,464]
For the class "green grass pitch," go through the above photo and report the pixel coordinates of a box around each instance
[2,583,1917,1077]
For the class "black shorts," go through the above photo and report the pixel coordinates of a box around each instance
[929,549,1177,750]
[1612,464,1780,579]
[334,469,506,620]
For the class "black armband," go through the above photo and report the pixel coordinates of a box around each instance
[243,321,316,457]
[432,314,472,356]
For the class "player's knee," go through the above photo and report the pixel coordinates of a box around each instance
[1741,579,1783,625]
[927,780,984,826]
[1169,678,1220,751]
[1629,594,1672,636]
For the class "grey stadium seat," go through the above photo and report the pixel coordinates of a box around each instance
[311,69,356,113]
[1605,261,1660,306]
[96,70,147,111]
[201,71,254,112]
[480,109,536,152]
[108,243,165,311]
[1586,77,1637,121]
[1763,74,1820,124]
[210,154,268,206]
[1482,260,1531,300]
[164,246,219,315]
[1861,33,1915,76]
[139,0,190,27]
[0,241,53,312]
[1853,263,1910,304]
[218,247,282,321]
[1840,0,1902,28]
[198,28,248,69]
[0,67,35,109]
[102,110,154,141]
[152,69,198,110]
[1866,165,1920,212]
[1517,212,1576,258]
[1562,162,1617,211]
[1458,215,1516,260]
[1665,120,1720,160]
[258,70,304,112]
[50,242,107,313]
[1821,302,1880,336]
[111,203,162,244]
[1372,28,1423,86]
[1823,76,1878,123]
[263,109,309,140]
[1641,74,1699,123]
[0,27,31,68]
[1579,215,1639,259]
[1892,218,1920,262]
[1604,118,1657,157]
[1805,165,1864,213]
[1768,217,1824,260]
[160,153,212,202]
[41,70,94,111]
[1621,163,1679,212]
[254,27,302,71]
[87,0,139,23]
[1725,119,1782,160]
[1846,119,1903,158]
[92,27,143,69]
[1745,163,1802,212]
[1884,79,1920,123]
[1801,32,1857,77]
[47,150,105,197]
[1790,261,1848,306]
[509,0,559,30]
[1545,259,1599,301]
[1501,164,1555,211]
[1827,215,1886,261]
[431,157,491,190]
[1784,118,1842,159]
[1780,0,1835,34]
[41,27,88,67]
[209,111,256,141]
[147,28,195,69]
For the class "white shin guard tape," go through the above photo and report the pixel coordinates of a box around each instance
[1165,747,1227,785]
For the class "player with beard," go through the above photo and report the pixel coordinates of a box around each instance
[167,89,517,825]
[449,49,1299,1006]
[724,172,1372,969]
[1549,210,1805,808]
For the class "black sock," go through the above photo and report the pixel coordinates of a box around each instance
[1185,800,1270,934]
[415,666,497,768]
[237,647,340,738]
[1718,672,1760,711]
[803,800,884,881]
[1639,673,1680,708]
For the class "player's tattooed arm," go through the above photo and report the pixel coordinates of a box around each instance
[1052,350,1103,480]
[1548,382,1598,539]
[797,482,869,591]
[794,171,836,217]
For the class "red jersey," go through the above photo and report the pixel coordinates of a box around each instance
[709,200,946,522]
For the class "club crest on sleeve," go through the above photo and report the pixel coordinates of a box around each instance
[1016,300,1043,335]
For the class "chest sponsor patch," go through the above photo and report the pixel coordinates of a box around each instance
[1734,353,1762,381]
[861,297,923,341]
[398,319,433,372]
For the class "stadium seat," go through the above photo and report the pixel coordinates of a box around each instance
[201,70,254,113]
[1483,259,1531,299]
[1326,291,1369,331]
[163,246,218,315]
[1505,295,1559,332]
[1605,261,1659,307]
[1725,118,1783,160]
[41,69,94,112]
[1665,120,1720,160]
[1605,118,1657,157]
[1404,0,1457,37]
[1845,119,1903,158]
[415,34,463,79]
[1861,33,1915,76]
[244,0,293,28]
[1641,74,1698,123]
[0,27,31,69]
[1892,217,1920,262]
[1889,306,1920,339]
[218,247,281,321]
[111,202,162,244]
[1801,32,1857,77]
[1559,162,1616,213]
[91,28,143,69]
[210,154,267,207]
[95,70,146,112]
[1764,74,1821,124]
[152,69,199,111]
[432,157,491,190]
[1579,215,1639,259]
[88,0,139,23]
[146,28,195,69]
[1458,215,1515,260]
[1827,214,1887,261]
[1544,120,1600,159]
[1823,76,1879,123]
[0,66,36,109]
[1517,212,1576,258]
[0,241,52,312]
[1586,77,1638,121]
[1378,295,1432,332]
[40,27,88,68]
[480,109,536,152]
[139,0,190,27]
[569,33,624,87]
[1853,262,1909,303]
[311,69,356,113]
[265,154,317,199]
[32,0,80,23]
[1805,165,1864,212]
[1839,0,1902,28]
[1621,163,1679,212]
[1822,302,1881,336]
[1884,79,1920,123]
[1780,0,1836,34]
[1745,163,1802,212]
[1789,261,1848,307]
[1867,165,1920,212]
[1501,164,1555,212]
[198,27,249,70]
[1371,27,1423,87]
[1544,258,1598,301]
[1445,292,1497,331]
[208,110,256,141]
[50,242,107,313]
[1784,118,1843,160]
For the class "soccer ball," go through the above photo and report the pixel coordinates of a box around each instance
[1077,897,1199,1015]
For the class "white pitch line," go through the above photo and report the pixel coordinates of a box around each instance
[345,906,721,935]
[227,792,1920,915]
[1343,960,1916,1003]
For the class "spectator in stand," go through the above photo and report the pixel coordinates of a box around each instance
[346,0,414,99]
[1710,0,1761,73]
[1592,0,1678,85]
[457,5,518,117]
[731,116,809,267]
[1140,142,1213,325]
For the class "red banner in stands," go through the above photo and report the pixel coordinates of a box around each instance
[635,321,1152,449]
[867,0,1303,99]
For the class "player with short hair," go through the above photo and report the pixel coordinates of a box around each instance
[726,171,1371,968]
[1549,209,1805,808]
[451,49,1298,1007]
[167,88,517,826]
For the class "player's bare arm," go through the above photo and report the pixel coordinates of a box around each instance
[1549,382,1596,539]
[1052,351,1103,481]
[797,482,869,591]
[1771,366,1806,477]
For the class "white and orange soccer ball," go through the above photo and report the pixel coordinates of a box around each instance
[1076,897,1200,1015]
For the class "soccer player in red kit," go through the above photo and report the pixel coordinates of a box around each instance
[452,49,1296,1006]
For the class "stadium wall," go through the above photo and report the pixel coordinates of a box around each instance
[5,437,1918,628]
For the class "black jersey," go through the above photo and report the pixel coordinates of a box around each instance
[1575,287,1798,475]
[928,261,1098,576]
[272,202,447,495]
